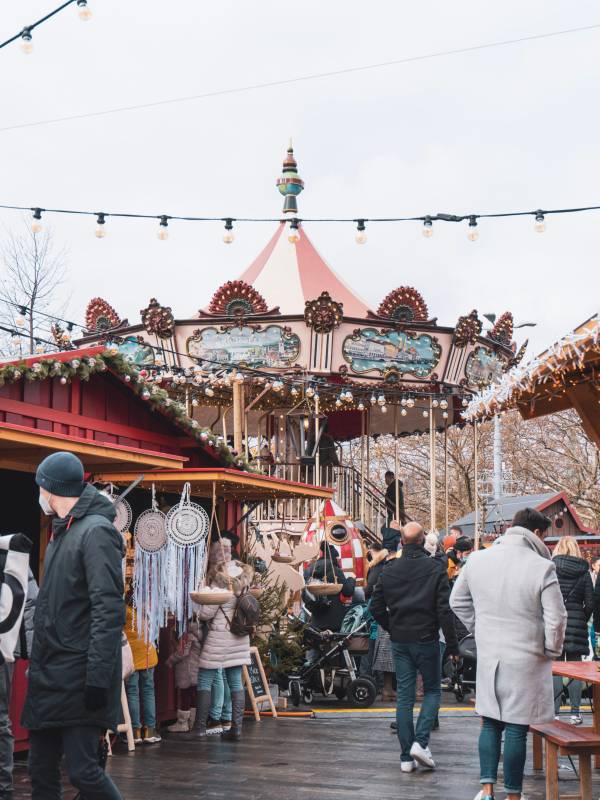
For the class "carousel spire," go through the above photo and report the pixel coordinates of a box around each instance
[276,139,304,214]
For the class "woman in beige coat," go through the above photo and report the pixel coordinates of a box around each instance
[185,553,254,742]
[450,508,567,800]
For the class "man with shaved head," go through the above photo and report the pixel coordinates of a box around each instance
[371,521,458,775]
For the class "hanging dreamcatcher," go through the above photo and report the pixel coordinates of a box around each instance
[101,484,133,534]
[133,484,168,645]
[190,483,234,607]
[165,482,210,631]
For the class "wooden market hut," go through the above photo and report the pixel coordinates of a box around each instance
[0,345,331,747]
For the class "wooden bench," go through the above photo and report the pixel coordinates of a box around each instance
[530,720,600,800]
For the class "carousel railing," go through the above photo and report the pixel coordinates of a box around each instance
[251,462,387,543]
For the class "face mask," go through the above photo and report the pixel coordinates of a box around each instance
[39,492,55,516]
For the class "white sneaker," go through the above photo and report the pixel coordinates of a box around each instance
[472,792,494,800]
[410,741,435,769]
[400,760,418,773]
[570,714,583,725]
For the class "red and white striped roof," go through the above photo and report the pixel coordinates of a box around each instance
[238,222,370,317]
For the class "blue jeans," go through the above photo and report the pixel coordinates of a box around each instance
[479,717,529,794]
[198,666,243,694]
[392,641,441,762]
[209,668,232,721]
[125,668,156,729]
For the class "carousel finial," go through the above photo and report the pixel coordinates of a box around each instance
[276,140,304,214]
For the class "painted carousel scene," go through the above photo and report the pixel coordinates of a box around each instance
[1,3,600,799]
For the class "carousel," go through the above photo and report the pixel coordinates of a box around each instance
[79,144,523,548]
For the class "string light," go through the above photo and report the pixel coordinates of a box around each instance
[20,29,33,55]
[401,407,407,416]
[157,215,169,241]
[534,210,545,233]
[467,216,479,241]
[223,218,234,244]
[77,0,92,21]
[288,218,300,244]
[31,208,43,233]
[355,219,367,245]
[95,213,106,238]
[422,216,434,238]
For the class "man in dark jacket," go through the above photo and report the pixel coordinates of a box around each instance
[23,452,125,800]
[384,471,407,525]
[371,522,458,773]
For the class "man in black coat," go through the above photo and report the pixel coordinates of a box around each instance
[384,471,407,525]
[22,452,124,800]
[371,522,458,774]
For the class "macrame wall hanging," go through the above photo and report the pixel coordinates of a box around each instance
[101,484,133,534]
[165,482,210,632]
[133,484,168,645]
[190,484,234,606]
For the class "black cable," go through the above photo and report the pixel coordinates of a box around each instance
[0,1,77,51]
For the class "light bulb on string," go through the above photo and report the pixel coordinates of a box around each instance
[370,394,377,405]
[95,213,107,238]
[381,405,387,413]
[355,219,367,245]
[422,409,429,418]
[422,216,434,238]
[358,401,365,411]
[20,29,33,54]
[288,218,300,244]
[223,219,235,244]
[467,216,479,241]
[534,211,545,233]
[77,0,93,20]
[401,408,407,417]
[157,215,169,241]
[31,208,43,233]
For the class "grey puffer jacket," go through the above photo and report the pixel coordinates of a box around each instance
[22,484,125,731]
[194,562,253,671]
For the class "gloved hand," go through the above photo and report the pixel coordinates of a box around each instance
[84,685,107,711]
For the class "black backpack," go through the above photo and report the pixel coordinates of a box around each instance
[226,589,261,637]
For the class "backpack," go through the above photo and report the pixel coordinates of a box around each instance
[227,589,261,637]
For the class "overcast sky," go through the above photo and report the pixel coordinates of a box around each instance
[1,0,599,357]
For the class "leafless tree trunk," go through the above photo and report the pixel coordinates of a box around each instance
[0,221,68,357]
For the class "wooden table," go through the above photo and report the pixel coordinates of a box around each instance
[533,661,600,770]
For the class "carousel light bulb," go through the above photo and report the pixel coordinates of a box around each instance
[223,218,235,244]
[432,399,439,408]
[442,411,449,419]
[423,409,429,417]
[95,213,107,238]
[288,218,300,244]
[31,208,43,233]
[157,216,169,240]
[205,387,214,397]
[377,394,386,406]
[335,398,342,408]
[358,401,365,411]
[345,390,353,402]
[440,399,448,410]
[191,398,199,407]
[407,398,415,408]
[20,29,33,54]
[370,394,377,405]
[534,211,545,233]
[306,386,315,398]
[400,397,407,406]
[467,216,479,241]
[15,316,25,328]
[381,405,387,413]
[401,408,407,416]
[462,398,469,407]
[422,216,434,238]
[77,0,92,20]
[355,219,367,244]
[303,418,310,430]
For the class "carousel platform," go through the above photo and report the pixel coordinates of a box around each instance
[12,710,600,799]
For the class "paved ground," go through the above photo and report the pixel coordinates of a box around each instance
[12,706,600,799]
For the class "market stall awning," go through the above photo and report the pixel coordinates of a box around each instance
[90,467,333,502]
[0,423,187,473]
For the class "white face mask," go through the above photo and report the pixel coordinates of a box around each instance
[39,492,55,516]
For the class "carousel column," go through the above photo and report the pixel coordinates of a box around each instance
[232,375,243,455]
[429,397,437,534]
[360,409,366,524]
[314,394,320,487]
[444,419,449,539]
[394,405,400,525]
[473,421,480,550]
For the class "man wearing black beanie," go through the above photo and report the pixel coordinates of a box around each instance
[22,452,125,800]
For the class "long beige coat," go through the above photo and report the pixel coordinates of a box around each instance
[450,526,567,725]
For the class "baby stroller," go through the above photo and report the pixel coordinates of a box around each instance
[448,634,477,702]
[287,620,377,708]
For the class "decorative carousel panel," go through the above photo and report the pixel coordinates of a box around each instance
[465,346,506,388]
[342,328,441,378]
[106,336,155,367]
[187,325,300,369]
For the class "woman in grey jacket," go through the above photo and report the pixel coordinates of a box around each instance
[451,509,567,800]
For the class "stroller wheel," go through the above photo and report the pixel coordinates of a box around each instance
[347,678,377,708]
[289,680,301,708]
[302,689,313,705]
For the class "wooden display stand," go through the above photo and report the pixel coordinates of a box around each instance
[243,647,277,722]
[106,683,135,754]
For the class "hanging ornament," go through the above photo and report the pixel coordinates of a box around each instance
[133,485,168,644]
[101,485,133,533]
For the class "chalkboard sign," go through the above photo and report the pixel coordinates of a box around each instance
[243,646,277,721]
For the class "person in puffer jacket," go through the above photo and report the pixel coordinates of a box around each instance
[185,558,254,742]
[552,536,593,724]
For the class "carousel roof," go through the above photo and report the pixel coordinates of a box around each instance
[238,222,370,317]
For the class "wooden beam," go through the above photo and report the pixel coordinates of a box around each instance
[566,384,600,449]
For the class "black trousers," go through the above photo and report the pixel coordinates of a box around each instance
[28,726,122,800]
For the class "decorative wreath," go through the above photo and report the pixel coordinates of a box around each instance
[85,297,122,332]
[304,291,343,333]
[489,311,514,345]
[141,298,175,339]
[376,286,428,322]
[208,281,268,316]
[455,310,483,347]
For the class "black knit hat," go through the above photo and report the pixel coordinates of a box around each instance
[35,452,85,497]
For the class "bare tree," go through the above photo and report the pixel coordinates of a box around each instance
[0,221,69,356]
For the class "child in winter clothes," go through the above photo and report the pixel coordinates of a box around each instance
[166,623,203,732]
[124,605,161,744]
